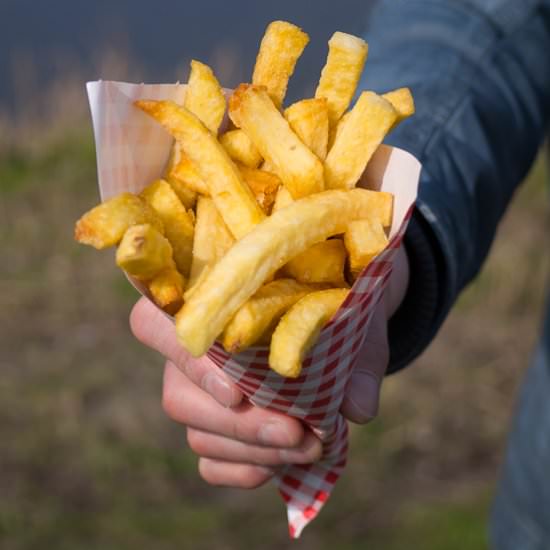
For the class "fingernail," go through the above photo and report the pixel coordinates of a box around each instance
[347,373,379,423]
[255,466,276,478]
[202,373,234,407]
[279,440,322,464]
[258,420,292,447]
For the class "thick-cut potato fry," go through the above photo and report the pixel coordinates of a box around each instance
[140,179,195,276]
[187,197,235,295]
[238,165,281,214]
[252,20,309,109]
[344,218,389,277]
[136,99,265,239]
[168,154,209,195]
[220,129,262,168]
[165,175,198,210]
[229,84,324,199]
[325,91,397,190]
[149,268,186,315]
[74,193,163,249]
[315,32,368,128]
[284,98,329,160]
[271,185,294,213]
[175,188,392,356]
[282,239,347,285]
[383,87,415,126]
[184,60,226,134]
[269,288,349,378]
[222,278,325,354]
[164,143,198,208]
[116,224,174,280]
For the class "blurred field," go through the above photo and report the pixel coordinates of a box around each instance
[0,104,548,549]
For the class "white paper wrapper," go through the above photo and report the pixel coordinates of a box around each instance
[86,80,421,538]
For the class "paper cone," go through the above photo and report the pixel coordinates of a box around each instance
[86,80,421,538]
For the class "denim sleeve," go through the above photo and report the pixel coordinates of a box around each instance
[360,0,550,371]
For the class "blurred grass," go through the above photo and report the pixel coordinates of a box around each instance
[0,118,548,549]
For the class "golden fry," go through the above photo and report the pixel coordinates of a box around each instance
[229,84,324,199]
[315,32,368,128]
[269,288,349,378]
[271,185,294,213]
[383,87,415,126]
[282,239,347,285]
[116,224,174,280]
[252,20,309,109]
[164,143,198,208]
[284,98,329,160]
[187,197,235,295]
[222,278,324,354]
[148,268,186,315]
[220,129,262,168]
[136,99,265,239]
[324,91,397,190]
[168,154,209,195]
[239,165,281,214]
[74,192,163,249]
[344,218,389,277]
[184,60,226,134]
[140,179,195,277]
[175,188,392,356]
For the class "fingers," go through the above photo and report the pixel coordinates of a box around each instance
[341,302,389,424]
[163,361,305,448]
[187,427,322,466]
[130,297,242,407]
[198,458,274,489]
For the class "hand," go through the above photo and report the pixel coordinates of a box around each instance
[129,245,409,488]
[130,298,323,489]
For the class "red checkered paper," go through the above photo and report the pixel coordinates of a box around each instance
[87,80,421,539]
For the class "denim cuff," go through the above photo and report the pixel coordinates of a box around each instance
[387,207,446,374]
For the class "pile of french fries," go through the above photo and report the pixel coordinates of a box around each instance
[75,21,414,378]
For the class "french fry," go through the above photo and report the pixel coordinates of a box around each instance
[136,99,265,239]
[184,59,226,134]
[140,179,195,277]
[220,129,262,168]
[282,239,347,285]
[168,153,209,195]
[164,143,198,208]
[175,188,392,357]
[344,218,389,277]
[149,268,186,315]
[269,288,349,378]
[229,84,324,199]
[284,98,329,160]
[271,185,294,212]
[252,20,309,109]
[239,165,281,214]
[116,223,174,280]
[74,193,163,249]
[187,197,235,295]
[222,278,325,353]
[315,32,368,128]
[325,91,397,190]
[330,89,414,150]
[383,87,415,126]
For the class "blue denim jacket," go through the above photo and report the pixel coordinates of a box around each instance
[362,0,550,370]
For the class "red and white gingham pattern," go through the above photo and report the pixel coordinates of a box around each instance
[87,80,420,539]
[207,209,412,538]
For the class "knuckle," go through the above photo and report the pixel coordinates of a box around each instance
[186,429,207,455]
[161,383,181,421]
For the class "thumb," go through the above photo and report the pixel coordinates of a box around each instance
[341,301,389,424]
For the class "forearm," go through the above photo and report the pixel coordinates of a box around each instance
[362,0,550,368]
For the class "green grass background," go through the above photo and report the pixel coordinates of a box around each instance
[0,109,548,549]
